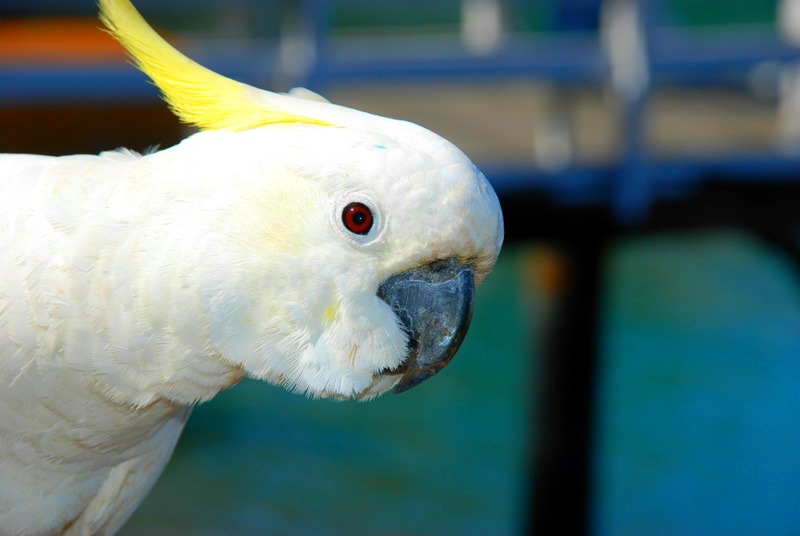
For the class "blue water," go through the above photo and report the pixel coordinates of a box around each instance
[595,230,800,536]
[122,231,800,535]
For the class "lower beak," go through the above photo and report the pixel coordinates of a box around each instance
[377,258,475,394]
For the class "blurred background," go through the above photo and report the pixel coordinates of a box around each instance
[3,0,800,534]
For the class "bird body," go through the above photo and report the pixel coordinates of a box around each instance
[0,1,503,534]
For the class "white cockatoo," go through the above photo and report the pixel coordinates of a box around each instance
[0,0,503,534]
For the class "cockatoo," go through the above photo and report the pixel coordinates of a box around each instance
[0,0,503,534]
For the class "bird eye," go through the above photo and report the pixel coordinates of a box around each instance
[342,202,374,235]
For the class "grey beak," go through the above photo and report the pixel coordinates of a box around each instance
[377,258,475,394]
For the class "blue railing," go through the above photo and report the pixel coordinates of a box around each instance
[3,1,799,222]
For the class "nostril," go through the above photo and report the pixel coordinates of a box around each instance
[428,257,458,273]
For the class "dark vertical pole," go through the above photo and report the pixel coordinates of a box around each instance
[528,236,607,535]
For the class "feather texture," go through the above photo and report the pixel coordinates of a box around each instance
[0,2,503,534]
[98,0,332,131]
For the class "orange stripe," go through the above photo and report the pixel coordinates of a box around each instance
[0,18,175,64]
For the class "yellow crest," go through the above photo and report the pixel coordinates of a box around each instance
[98,0,332,131]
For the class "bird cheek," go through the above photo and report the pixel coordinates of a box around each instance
[297,299,407,397]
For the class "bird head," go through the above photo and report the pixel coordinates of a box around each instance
[100,0,503,400]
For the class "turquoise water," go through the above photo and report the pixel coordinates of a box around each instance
[121,231,800,535]
[595,231,800,536]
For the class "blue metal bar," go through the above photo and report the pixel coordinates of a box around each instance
[484,153,800,200]
[316,34,606,85]
[0,66,158,104]
[3,33,794,101]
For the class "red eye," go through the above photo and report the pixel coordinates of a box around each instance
[342,202,374,235]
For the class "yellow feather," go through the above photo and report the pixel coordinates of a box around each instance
[98,0,331,131]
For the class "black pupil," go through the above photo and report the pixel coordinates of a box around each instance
[352,210,366,226]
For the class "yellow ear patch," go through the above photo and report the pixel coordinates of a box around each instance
[98,0,331,131]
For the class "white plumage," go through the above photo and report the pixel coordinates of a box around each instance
[0,1,503,534]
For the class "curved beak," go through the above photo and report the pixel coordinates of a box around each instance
[377,258,475,394]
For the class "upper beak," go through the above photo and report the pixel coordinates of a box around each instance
[377,258,475,394]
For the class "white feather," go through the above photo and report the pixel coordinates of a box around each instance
[0,89,502,536]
